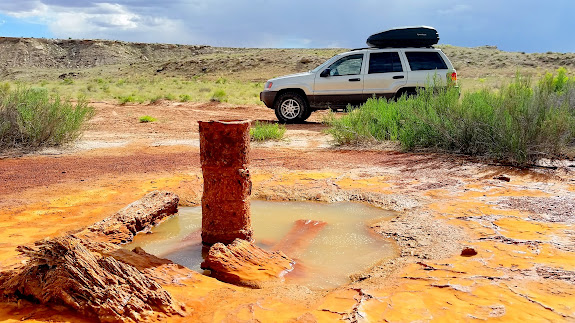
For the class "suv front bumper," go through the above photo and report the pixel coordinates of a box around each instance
[260,91,278,109]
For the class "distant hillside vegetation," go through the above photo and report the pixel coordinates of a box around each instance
[0,37,573,82]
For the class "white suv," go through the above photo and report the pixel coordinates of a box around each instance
[260,47,457,123]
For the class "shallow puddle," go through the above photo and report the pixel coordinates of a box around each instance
[128,201,397,289]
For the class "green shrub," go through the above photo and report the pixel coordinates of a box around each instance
[210,89,227,102]
[100,83,110,93]
[179,94,192,102]
[250,121,286,141]
[0,82,10,95]
[0,86,94,150]
[139,115,156,123]
[117,94,139,105]
[325,70,575,166]
[163,93,176,101]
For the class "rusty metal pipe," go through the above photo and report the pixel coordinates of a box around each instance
[198,120,253,245]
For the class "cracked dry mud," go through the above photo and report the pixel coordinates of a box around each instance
[0,101,574,322]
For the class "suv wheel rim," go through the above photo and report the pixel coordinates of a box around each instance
[280,99,300,119]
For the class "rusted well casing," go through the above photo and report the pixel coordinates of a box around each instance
[199,120,253,245]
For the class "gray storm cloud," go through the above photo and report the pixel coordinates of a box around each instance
[0,0,572,52]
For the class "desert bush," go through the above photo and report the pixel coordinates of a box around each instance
[179,94,192,102]
[210,89,227,102]
[0,86,94,150]
[117,95,136,104]
[149,96,163,104]
[161,93,175,101]
[250,121,286,141]
[139,115,156,123]
[117,94,144,104]
[325,70,575,166]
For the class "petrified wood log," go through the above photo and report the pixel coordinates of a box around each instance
[199,120,253,245]
[200,238,294,288]
[272,219,328,258]
[81,190,179,244]
[0,235,184,323]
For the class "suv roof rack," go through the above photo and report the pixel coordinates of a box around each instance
[351,45,435,51]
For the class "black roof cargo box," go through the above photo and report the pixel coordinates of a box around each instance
[367,26,439,48]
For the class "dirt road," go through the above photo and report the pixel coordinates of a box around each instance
[1,101,574,322]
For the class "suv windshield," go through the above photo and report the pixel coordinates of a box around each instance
[310,54,343,73]
[327,54,363,76]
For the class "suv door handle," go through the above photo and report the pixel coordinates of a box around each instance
[393,75,405,79]
[349,78,361,82]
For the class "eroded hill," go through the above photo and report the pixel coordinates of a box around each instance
[1,37,574,83]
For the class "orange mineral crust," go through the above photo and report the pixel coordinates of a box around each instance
[1,140,574,322]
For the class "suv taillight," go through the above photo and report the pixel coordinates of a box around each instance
[451,72,457,82]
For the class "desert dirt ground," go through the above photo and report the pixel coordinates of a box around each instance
[1,101,574,322]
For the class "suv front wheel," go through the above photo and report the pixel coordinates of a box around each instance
[274,92,309,123]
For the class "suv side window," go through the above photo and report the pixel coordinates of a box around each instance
[328,54,363,76]
[368,52,403,74]
[405,52,447,71]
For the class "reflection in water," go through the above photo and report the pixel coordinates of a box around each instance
[127,201,397,289]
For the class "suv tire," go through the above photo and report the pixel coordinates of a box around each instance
[274,92,309,123]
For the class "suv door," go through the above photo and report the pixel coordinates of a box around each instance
[363,50,406,99]
[312,53,365,107]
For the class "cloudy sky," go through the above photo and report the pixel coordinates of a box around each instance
[0,0,573,53]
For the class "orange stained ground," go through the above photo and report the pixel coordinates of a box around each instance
[0,144,574,322]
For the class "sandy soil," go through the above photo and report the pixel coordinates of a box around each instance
[1,101,574,322]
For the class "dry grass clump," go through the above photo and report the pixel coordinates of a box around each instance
[250,121,286,141]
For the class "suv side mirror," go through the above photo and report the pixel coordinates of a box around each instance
[320,69,330,77]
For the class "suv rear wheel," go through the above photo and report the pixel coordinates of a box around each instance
[274,92,309,123]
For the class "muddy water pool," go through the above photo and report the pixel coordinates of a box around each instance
[128,201,397,289]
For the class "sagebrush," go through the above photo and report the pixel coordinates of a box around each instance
[0,86,94,150]
[325,70,575,165]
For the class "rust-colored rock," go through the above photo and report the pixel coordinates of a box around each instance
[199,120,253,245]
[80,190,179,244]
[0,235,185,323]
[200,238,294,288]
[493,175,511,182]
[272,219,328,258]
[461,247,478,257]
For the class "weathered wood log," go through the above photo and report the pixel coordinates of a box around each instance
[0,235,185,323]
[80,190,179,244]
[200,238,294,288]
